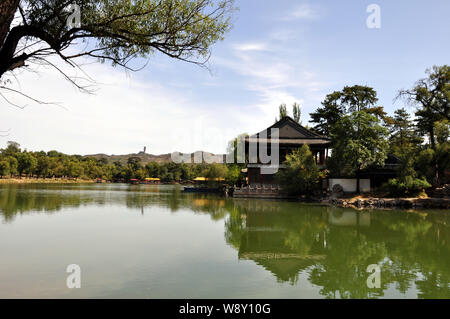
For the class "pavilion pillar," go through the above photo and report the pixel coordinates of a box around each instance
[319,150,326,165]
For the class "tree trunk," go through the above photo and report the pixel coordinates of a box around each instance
[0,0,20,46]
[429,125,440,187]
[429,126,436,151]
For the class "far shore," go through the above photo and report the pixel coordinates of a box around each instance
[0,178,96,184]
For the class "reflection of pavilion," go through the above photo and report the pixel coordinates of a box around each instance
[230,201,376,283]
[232,202,328,283]
[328,210,371,227]
[239,228,325,283]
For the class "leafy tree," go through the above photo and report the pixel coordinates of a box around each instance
[313,86,388,192]
[225,164,241,185]
[398,66,450,186]
[279,103,287,119]
[0,160,10,177]
[435,120,450,144]
[309,91,345,136]
[127,156,142,171]
[202,163,227,185]
[134,168,147,181]
[292,102,301,124]
[415,106,442,150]
[331,111,389,193]
[398,65,450,122]
[276,144,321,196]
[16,152,37,176]
[145,162,160,178]
[7,156,18,176]
[340,85,378,113]
[36,154,51,177]
[1,141,21,157]
[64,160,82,178]
[0,0,235,102]
[389,108,423,156]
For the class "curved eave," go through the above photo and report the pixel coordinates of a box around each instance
[245,138,331,145]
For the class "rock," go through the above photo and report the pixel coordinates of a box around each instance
[355,199,363,208]
[428,184,450,198]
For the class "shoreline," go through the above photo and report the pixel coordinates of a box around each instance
[1,179,448,209]
[0,178,96,184]
[329,197,450,210]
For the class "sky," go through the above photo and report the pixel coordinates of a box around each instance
[1,0,449,155]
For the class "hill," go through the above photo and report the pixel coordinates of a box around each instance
[85,151,226,165]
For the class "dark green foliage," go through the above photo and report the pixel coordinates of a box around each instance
[276,144,321,196]
[0,141,232,183]
[0,160,10,177]
[389,108,423,156]
[309,86,380,136]
[384,178,431,198]
[278,104,287,121]
[330,111,389,179]
[292,102,301,124]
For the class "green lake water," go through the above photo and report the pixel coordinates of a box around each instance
[0,184,449,299]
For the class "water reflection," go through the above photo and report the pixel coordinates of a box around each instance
[225,201,449,298]
[0,184,449,298]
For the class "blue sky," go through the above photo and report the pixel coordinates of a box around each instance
[1,0,449,155]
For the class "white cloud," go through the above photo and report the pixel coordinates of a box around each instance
[212,41,327,127]
[282,3,320,21]
[233,42,270,52]
[0,58,246,155]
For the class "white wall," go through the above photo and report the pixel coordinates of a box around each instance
[329,178,371,193]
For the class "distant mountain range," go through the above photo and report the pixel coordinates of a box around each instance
[84,151,226,165]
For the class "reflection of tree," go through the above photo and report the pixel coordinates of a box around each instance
[308,226,387,298]
[0,184,230,222]
[368,211,450,299]
[1,184,449,298]
[225,201,329,285]
[224,202,450,299]
[0,184,96,222]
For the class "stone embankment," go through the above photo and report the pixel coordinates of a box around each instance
[330,197,450,209]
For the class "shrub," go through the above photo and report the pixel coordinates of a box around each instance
[276,144,321,197]
[384,177,431,197]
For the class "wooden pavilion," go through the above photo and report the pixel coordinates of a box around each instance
[244,116,331,185]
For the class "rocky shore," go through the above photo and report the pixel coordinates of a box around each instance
[329,197,450,209]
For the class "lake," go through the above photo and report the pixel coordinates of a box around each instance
[0,184,449,299]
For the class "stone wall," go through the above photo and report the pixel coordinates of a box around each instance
[329,178,371,193]
[330,197,450,209]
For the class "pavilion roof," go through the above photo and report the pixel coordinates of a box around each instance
[245,116,331,145]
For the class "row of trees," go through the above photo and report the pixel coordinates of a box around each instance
[0,142,239,184]
[277,65,449,196]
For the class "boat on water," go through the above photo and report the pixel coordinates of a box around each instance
[129,179,139,185]
[140,178,161,185]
